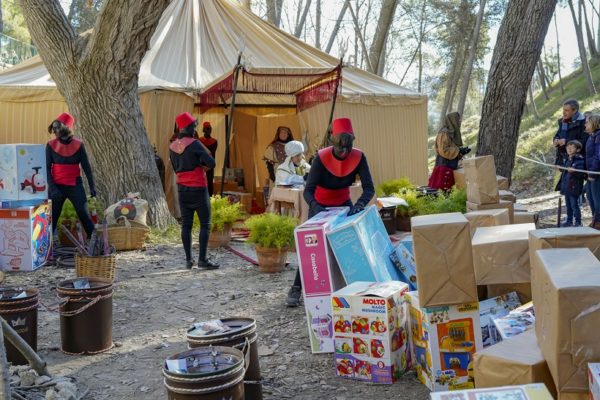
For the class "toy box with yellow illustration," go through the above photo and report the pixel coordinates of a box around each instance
[407,291,483,392]
[331,281,411,384]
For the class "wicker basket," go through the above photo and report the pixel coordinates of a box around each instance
[75,252,117,281]
[101,217,150,251]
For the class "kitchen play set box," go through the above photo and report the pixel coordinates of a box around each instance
[327,205,402,284]
[407,291,483,392]
[430,383,554,399]
[295,207,349,354]
[0,200,52,272]
[0,144,48,203]
[331,281,411,384]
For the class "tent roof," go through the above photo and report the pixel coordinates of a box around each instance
[0,0,424,105]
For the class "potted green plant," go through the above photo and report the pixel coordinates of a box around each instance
[57,197,103,245]
[207,195,244,248]
[394,189,419,232]
[244,213,297,273]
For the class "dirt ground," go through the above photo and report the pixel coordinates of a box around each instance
[1,192,584,400]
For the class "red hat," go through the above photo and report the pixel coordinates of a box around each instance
[55,112,74,129]
[202,121,211,129]
[175,112,197,130]
[332,118,354,136]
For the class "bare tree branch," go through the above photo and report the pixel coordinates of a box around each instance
[347,0,374,72]
[294,0,312,37]
[325,0,350,53]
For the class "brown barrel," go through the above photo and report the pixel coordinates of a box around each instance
[163,346,245,400]
[57,277,113,355]
[187,318,262,400]
[0,287,38,365]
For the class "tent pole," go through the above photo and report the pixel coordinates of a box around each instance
[220,53,243,196]
[321,60,343,149]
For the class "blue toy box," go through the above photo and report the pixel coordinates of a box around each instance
[389,235,417,290]
[326,205,401,284]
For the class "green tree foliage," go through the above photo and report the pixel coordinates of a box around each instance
[1,0,31,43]
[67,0,103,33]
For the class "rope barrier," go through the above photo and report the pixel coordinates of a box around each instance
[516,154,600,176]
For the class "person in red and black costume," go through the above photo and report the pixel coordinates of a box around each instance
[199,121,218,196]
[46,112,96,237]
[169,112,219,270]
[285,117,375,307]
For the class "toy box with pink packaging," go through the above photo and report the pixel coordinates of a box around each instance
[0,144,48,203]
[331,281,411,384]
[0,201,52,272]
[295,207,348,353]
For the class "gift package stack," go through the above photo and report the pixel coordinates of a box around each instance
[0,144,52,272]
[294,153,600,399]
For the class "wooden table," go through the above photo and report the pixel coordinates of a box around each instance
[268,183,368,223]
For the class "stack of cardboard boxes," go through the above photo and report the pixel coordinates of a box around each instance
[0,144,52,272]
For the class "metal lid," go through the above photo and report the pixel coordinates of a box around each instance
[187,317,255,339]
[164,346,244,376]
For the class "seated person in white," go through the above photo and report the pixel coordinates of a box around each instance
[275,140,311,186]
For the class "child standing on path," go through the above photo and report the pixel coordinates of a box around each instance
[559,140,585,227]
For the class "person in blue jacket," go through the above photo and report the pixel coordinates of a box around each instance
[554,99,587,166]
[586,114,600,229]
[558,140,585,227]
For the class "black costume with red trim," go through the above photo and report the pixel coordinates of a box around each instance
[199,136,218,196]
[303,147,374,213]
[46,136,96,236]
[169,136,215,263]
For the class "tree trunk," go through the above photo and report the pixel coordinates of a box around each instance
[20,0,173,228]
[0,321,9,400]
[457,0,487,116]
[348,1,373,72]
[554,11,565,94]
[477,0,558,180]
[537,59,550,100]
[439,52,463,124]
[325,0,349,53]
[528,83,540,120]
[314,0,321,49]
[294,0,312,38]
[368,0,398,76]
[569,0,597,95]
[582,0,599,60]
[266,0,283,27]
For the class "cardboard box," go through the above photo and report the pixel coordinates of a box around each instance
[529,227,600,264]
[514,211,539,227]
[222,191,252,214]
[463,155,500,205]
[487,282,532,303]
[0,144,48,202]
[407,291,483,392]
[454,168,466,190]
[430,384,554,399]
[295,207,349,353]
[471,223,536,285]
[464,209,510,237]
[327,205,401,284]
[589,363,600,400]
[559,392,588,400]
[467,200,515,223]
[497,175,510,190]
[411,212,477,307]
[478,292,521,347]
[389,235,417,290]
[0,201,52,271]
[499,189,516,203]
[473,330,557,397]
[532,248,600,393]
[331,281,411,384]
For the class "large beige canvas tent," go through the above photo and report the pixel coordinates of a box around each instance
[0,0,428,213]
